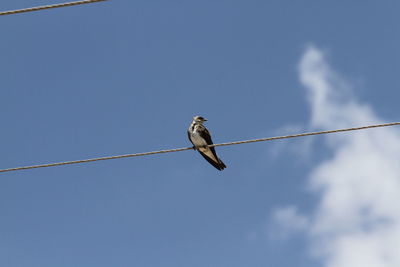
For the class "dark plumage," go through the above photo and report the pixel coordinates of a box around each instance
[188,116,226,171]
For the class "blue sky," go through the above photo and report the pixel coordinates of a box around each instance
[1,1,400,267]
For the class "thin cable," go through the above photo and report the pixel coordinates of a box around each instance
[212,122,400,147]
[0,0,107,16]
[1,122,399,173]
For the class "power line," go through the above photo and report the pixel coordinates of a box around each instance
[0,0,107,16]
[1,122,399,174]
[212,122,400,147]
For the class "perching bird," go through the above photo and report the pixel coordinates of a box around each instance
[188,116,226,171]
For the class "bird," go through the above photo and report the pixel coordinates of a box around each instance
[188,116,226,171]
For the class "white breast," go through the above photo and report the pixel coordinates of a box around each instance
[190,130,207,147]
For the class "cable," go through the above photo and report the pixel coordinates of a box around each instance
[0,0,107,16]
[212,122,400,147]
[1,122,399,173]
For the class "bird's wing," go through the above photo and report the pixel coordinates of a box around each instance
[198,127,226,170]
[187,130,194,146]
[198,127,219,157]
[197,147,223,171]
[189,125,226,170]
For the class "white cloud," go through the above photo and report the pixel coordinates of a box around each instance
[274,45,400,267]
[269,206,309,239]
[265,124,314,164]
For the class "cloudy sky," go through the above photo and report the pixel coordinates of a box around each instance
[1,1,400,267]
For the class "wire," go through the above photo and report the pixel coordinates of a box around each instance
[212,122,400,147]
[0,0,107,16]
[1,122,399,173]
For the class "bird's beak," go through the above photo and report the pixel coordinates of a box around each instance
[203,118,208,121]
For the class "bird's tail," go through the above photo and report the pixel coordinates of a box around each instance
[218,158,226,170]
[199,152,227,171]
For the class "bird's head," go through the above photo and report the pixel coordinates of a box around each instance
[193,116,207,123]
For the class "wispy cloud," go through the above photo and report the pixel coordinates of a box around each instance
[269,206,309,239]
[273,45,400,267]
